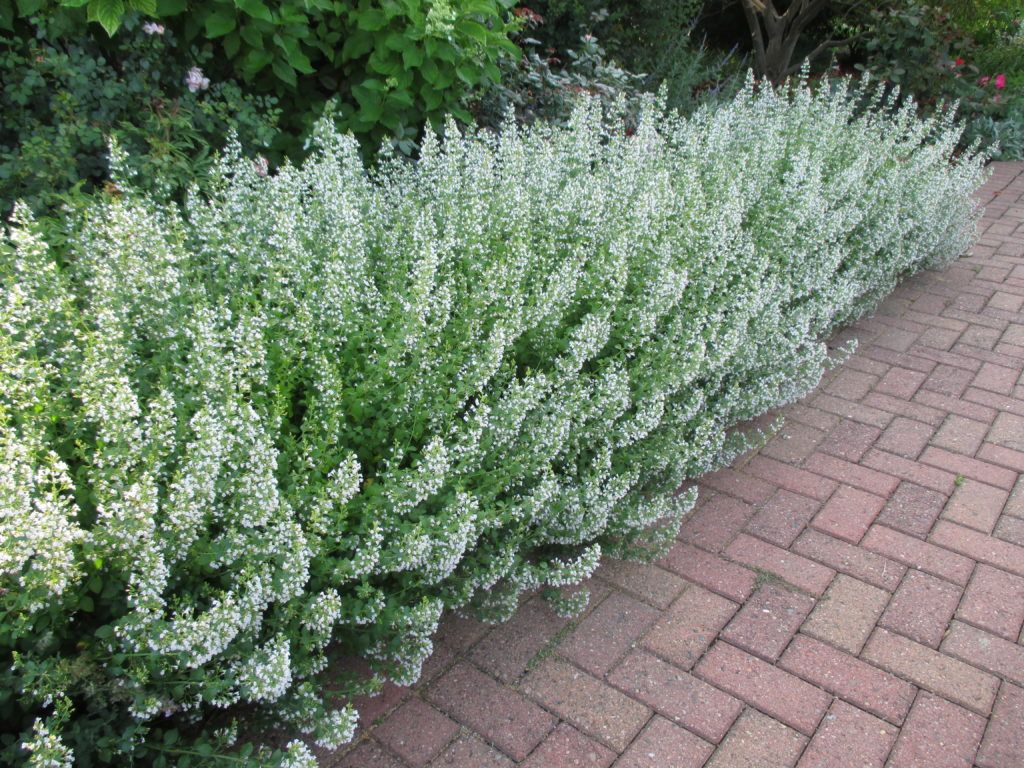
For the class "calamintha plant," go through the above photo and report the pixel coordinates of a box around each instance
[1,75,984,766]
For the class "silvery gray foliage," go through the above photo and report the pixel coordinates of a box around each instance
[1,72,984,765]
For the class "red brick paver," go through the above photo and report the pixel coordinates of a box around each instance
[325,164,1024,768]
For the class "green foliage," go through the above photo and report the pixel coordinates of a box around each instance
[5,0,523,152]
[477,28,647,128]
[1,78,984,766]
[0,12,279,215]
[846,0,1024,158]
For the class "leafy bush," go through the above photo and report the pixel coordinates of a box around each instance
[521,1,741,114]
[477,23,647,129]
[1,76,984,766]
[826,0,1024,159]
[0,10,279,215]
[4,0,522,154]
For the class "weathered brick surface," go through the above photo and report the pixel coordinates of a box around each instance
[520,658,648,752]
[704,709,807,768]
[469,599,569,683]
[431,734,515,767]
[427,663,555,760]
[338,165,1024,767]
[811,484,886,543]
[862,628,999,715]
[878,569,962,648]
[613,716,713,768]
[877,417,936,459]
[659,542,756,602]
[988,411,1024,452]
[878,481,947,537]
[744,489,820,547]
[976,683,1024,768]
[957,564,1024,640]
[678,493,755,553]
[558,591,658,677]
[640,585,737,669]
[941,621,1024,687]
[800,574,889,654]
[594,557,687,610]
[942,481,1008,533]
[720,584,815,662]
[930,520,1024,577]
[519,723,616,768]
[793,529,905,591]
[374,700,459,767]
[338,740,406,768]
[608,650,742,743]
[887,692,986,768]
[779,635,915,724]
[862,524,975,585]
[726,533,836,595]
[695,642,830,735]
[796,700,897,768]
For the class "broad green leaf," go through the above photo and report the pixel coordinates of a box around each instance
[88,0,125,36]
[355,8,386,31]
[155,0,186,13]
[240,22,263,48]
[235,0,273,22]
[271,57,297,86]
[204,9,236,37]
[223,30,241,57]
[16,0,46,14]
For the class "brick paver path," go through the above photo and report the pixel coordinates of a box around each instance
[332,163,1024,767]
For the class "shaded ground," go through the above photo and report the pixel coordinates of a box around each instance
[329,162,1024,767]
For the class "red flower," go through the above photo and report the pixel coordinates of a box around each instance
[995,73,1007,89]
[955,57,964,66]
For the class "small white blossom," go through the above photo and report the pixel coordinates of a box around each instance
[184,66,210,92]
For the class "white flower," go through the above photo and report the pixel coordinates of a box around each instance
[184,66,210,92]
[142,21,165,35]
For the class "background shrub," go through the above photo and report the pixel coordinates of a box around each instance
[1,77,984,766]
[0,9,279,216]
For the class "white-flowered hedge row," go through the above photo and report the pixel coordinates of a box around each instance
[1,75,984,766]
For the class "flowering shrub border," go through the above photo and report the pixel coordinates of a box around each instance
[1,75,984,766]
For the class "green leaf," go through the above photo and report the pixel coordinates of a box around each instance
[88,0,125,36]
[240,22,263,48]
[224,30,241,58]
[455,19,488,45]
[240,47,273,77]
[355,8,387,31]
[131,0,157,15]
[204,9,236,38]
[402,45,424,68]
[156,0,186,13]
[455,63,480,86]
[235,0,273,22]
[341,30,374,60]
[285,45,314,74]
[271,57,297,86]
[16,0,46,15]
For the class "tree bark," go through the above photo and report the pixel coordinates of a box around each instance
[739,0,843,82]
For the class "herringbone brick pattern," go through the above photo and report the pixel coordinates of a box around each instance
[329,162,1024,767]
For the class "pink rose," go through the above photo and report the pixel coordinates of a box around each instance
[995,74,1007,89]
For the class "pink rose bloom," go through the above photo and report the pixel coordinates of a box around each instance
[995,74,1007,89]
[980,75,991,86]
